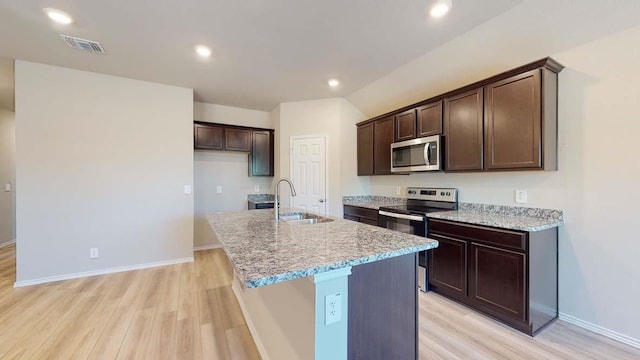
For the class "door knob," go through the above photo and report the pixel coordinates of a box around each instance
[319,199,325,203]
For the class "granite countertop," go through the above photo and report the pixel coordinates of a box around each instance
[207,209,438,288]
[342,195,406,210]
[426,203,564,232]
[247,194,275,204]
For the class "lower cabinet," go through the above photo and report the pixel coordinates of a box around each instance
[343,205,379,226]
[427,234,468,302]
[427,219,558,336]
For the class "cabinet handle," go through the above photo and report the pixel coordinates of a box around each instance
[319,199,325,203]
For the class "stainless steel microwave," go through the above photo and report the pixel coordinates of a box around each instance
[391,135,442,172]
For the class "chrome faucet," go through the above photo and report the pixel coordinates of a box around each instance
[274,178,297,221]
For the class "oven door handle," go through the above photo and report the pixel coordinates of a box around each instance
[378,211,425,222]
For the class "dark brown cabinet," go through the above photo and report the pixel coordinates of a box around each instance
[343,205,379,226]
[417,101,443,137]
[355,58,563,174]
[427,218,558,336]
[357,123,374,176]
[194,122,274,177]
[469,243,526,322]
[485,68,557,170]
[225,128,252,152]
[373,116,394,175]
[250,130,274,176]
[194,123,224,150]
[444,88,484,171]
[427,233,468,302]
[394,109,417,142]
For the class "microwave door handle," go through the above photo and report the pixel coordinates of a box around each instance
[424,143,431,165]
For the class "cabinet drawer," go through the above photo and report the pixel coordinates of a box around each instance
[344,205,378,221]
[429,219,526,252]
[360,218,380,226]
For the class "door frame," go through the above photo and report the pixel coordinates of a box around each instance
[289,134,329,214]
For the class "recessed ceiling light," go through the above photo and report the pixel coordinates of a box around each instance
[430,0,452,18]
[43,8,73,25]
[328,79,340,88]
[195,45,212,58]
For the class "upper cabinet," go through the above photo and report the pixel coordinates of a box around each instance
[194,123,224,150]
[484,68,557,171]
[225,128,252,152]
[357,122,374,176]
[250,130,274,176]
[394,109,417,142]
[444,88,484,171]
[194,122,274,177]
[373,116,395,175]
[355,57,563,175]
[417,101,443,137]
[356,116,395,176]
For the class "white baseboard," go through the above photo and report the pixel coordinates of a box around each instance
[560,312,640,349]
[14,256,194,288]
[193,244,222,251]
[231,280,271,360]
[0,239,16,248]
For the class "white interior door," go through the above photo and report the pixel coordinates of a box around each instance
[290,136,327,215]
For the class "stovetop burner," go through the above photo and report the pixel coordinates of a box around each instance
[379,187,458,215]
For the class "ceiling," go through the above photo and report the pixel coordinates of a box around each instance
[0,0,522,110]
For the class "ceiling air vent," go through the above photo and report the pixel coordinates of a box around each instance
[59,34,106,54]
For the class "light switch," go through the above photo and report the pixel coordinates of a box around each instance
[184,185,192,195]
[254,185,260,193]
[216,186,223,194]
[4,183,10,192]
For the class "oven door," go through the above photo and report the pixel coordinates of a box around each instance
[378,210,429,292]
[378,211,426,236]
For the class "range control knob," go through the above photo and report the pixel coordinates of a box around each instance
[446,192,451,196]
[440,192,445,196]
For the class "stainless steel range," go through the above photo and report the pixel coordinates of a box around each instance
[378,187,458,292]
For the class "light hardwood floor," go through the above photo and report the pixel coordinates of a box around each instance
[1,244,639,359]
[0,244,260,359]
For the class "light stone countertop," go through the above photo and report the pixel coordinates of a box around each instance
[342,195,406,210]
[207,209,438,288]
[426,202,563,232]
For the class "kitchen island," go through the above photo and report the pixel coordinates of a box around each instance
[207,209,438,360]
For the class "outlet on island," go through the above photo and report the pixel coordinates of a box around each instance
[89,247,99,259]
[325,292,342,325]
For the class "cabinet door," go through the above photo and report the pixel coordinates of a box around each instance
[428,234,468,301]
[469,242,526,322]
[485,69,541,170]
[194,124,224,150]
[417,101,443,137]
[444,88,484,171]
[394,109,417,142]
[373,116,394,175]
[250,130,274,176]
[225,128,252,152]
[357,123,374,176]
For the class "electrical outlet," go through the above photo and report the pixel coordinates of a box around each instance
[325,292,342,325]
[396,186,402,196]
[216,186,223,194]
[254,185,260,193]
[4,183,10,192]
[89,248,99,259]
[184,185,192,195]
[515,190,528,204]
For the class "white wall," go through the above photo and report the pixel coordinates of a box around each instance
[343,1,640,344]
[276,98,367,217]
[0,107,15,245]
[193,102,273,248]
[14,61,194,284]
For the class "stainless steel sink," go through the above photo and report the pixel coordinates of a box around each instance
[278,212,334,225]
